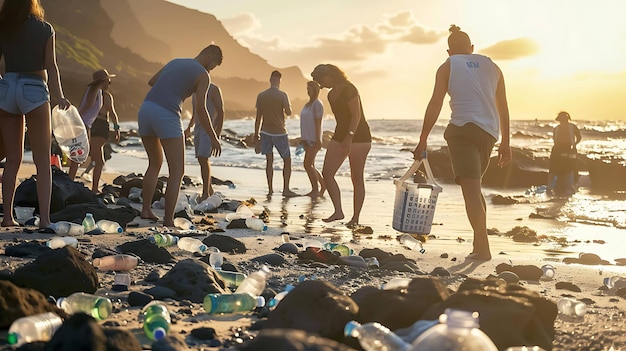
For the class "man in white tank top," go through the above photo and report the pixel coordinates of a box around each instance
[412,25,512,261]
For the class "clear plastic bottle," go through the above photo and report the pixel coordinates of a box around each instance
[92,254,139,271]
[82,213,97,233]
[409,309,498,351]
[381,277,412,290]
[48,221,85,236]
[112,272,131,291]
[51,105,90,163]
[323,242,353,256]
[96,219,123,234]
[149,233,179,247]
[245,217,267,231]
[398,234,425,254]
[603,275,626,289]
[541,264,555,280]
[268,284,295,310]
[141,301,171,341]
[294,143,305,161]
[194,193,223,212]
[344,320,410,351]
[225,204,255,221]
[504,347,547,351]
[7,312,63,347]
[177,237,207,253]
[203,293,265,315]
[46,236,79,249]
[209,251,224,270]
[173,217,195,230]
[556,298,587,317]
[235,265,271,297]
[56,292,112,321]
[216,270,248,290]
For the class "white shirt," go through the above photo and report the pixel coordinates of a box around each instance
[299,99,324,144]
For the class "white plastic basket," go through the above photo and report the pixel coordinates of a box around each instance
[392,157,442,234]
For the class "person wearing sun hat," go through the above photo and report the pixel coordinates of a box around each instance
[68,68,120,194]
[548,111,582,196]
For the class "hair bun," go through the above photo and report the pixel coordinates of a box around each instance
[449,24,461,33]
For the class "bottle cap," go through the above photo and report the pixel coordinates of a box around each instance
[257,296,266,307]
[55,297,67,309]
[198,244,208,253]
[152,327,167,341]
[344,320,361,337]
[6,332,18,345]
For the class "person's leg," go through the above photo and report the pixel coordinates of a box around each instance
[25,103,53,228]
[68,160,79,179]
[458,177,491,260]
[321,140,348,222]
[140,135,162,221]
[161,136,185,227]
[197,156,211,201]
[304,145,320,196]
[282,156,298,197]
[265,152,274,196]
[90,136,106,193]
[346,142,371,226]
[0,111,24,227]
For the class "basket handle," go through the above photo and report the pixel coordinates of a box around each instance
[396,154,439,188]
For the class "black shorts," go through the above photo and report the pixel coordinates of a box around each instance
[91,118,110,140]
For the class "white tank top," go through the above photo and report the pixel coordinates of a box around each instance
[448,54,501,140]
[78,88,103,128]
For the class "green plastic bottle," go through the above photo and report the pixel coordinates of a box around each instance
[56,292,112,320]
[203,293,265,315]
[215,270,247,289]
[141,301,171,341]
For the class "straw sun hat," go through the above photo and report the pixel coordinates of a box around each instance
[88,69,116,85]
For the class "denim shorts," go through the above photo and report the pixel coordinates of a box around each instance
[260,133,290,158]
[138,101,183,139]
[0,72,50,115]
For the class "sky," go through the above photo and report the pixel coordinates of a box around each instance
[166,0,626,120]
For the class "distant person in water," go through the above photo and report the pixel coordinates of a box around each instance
[254,70,298,197]
[0,0,71,228]
[299,81,325,197]
[185,82,224,202]
[138,45,223,227]
[547,111,581,196]
[68,69,120,193]
[412,25,511,261]
[311,64,372,227]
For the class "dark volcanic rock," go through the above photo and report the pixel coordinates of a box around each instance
[156,259,227,303]
[0,280,62,328]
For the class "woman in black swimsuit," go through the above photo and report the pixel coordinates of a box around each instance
[311,64,371,227]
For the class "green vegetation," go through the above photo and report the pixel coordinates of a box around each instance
[54,25,102,70]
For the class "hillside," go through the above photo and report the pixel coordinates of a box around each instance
[35,0,308,121]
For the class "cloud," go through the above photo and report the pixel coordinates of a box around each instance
[232,10,446,67]
[220,12,261,36]
[479,38,540,60]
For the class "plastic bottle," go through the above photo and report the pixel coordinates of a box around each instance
[323,242,353,256]
[381,277,412,290]
[344,320,410,351]
[504,347,547,351]
[216,270,248,289]
[398,234,425,254]
[82,213,97,233]
[225,204,255,221]
[556,297,587,317]
[141,301,171,341]
[149,233,179,247]
[7,312,63,347]
[245,217,267,231]
[177,237,207,253]
[603,275,626,289]
[209,251,224,270]
[56,292,112,321]
[96,219,123,234]
[203,293,265,315]
[294,143,305,161]
[194,193,223,212]
[48,221,85,236]
[235,265,271,297]
[46,236,79,249]
[409,309,498,351]
[173,217,195,230]
[51,105,90,163]
[268,284,295,310]
[112,272,131,291]
[540,264,555,280]
[92,254,139,271]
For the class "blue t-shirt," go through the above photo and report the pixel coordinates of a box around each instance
[144,58,208,114]
[0,16,54,72]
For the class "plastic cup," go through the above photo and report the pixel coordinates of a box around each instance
[14,207,35,225]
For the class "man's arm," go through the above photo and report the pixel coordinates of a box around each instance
[413,61,449,159]
[211,85,225,136]
[495,68,512,168]
[194,73,221,157]
[283,92,292,116]
[103,91,121,142]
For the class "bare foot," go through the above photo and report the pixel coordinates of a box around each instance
[304,191,320,198]
[346,220,358,229]
[467,252,492,261]
[1,220,19,227]
[322,213,344,222]
[282,190,300,197]
[319,183,326,197]
[141,210,160,222]
[163,221,175,228]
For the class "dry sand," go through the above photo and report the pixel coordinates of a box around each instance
[2,162,626,350]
